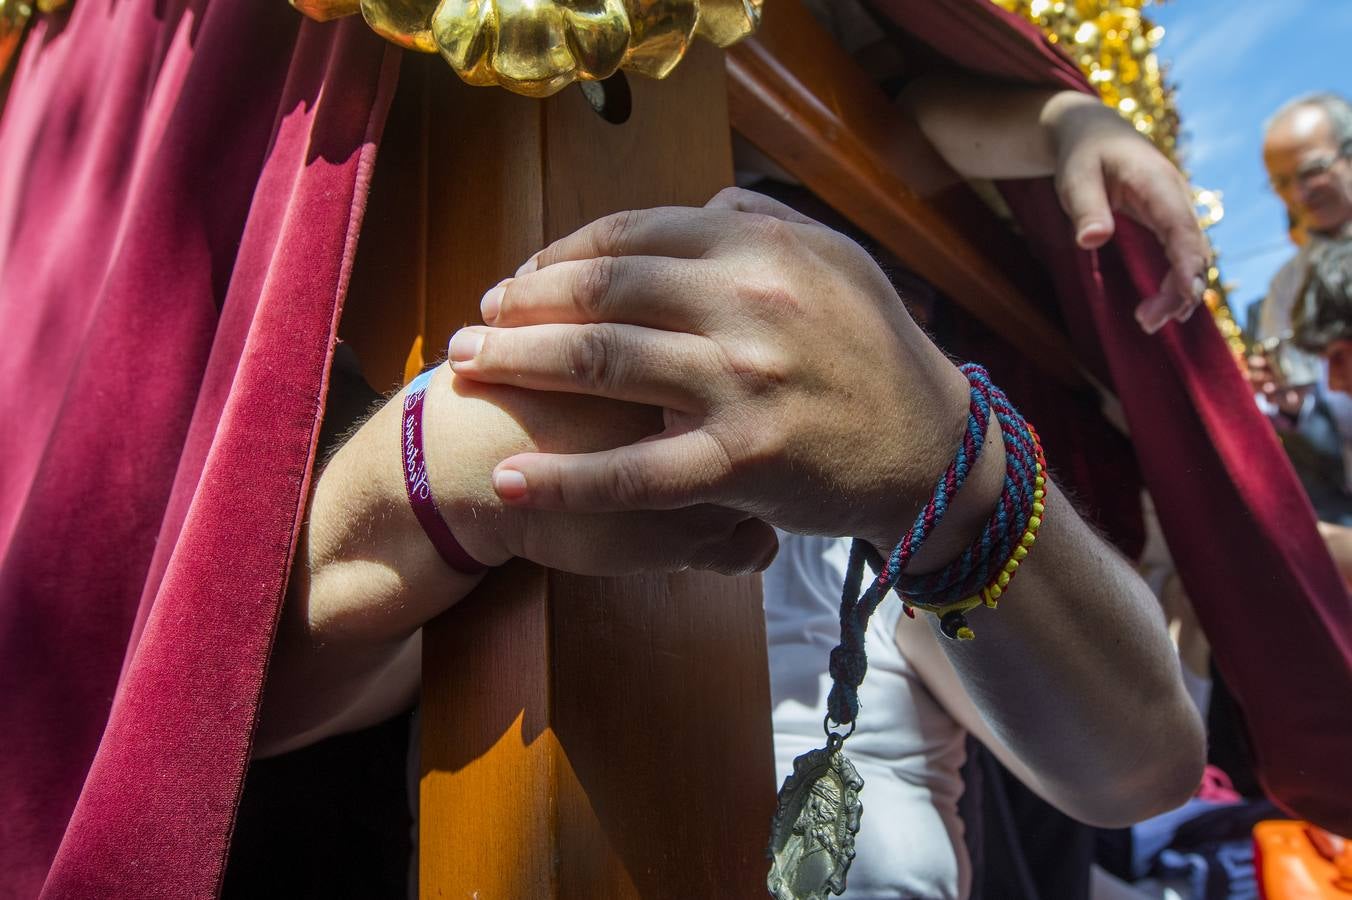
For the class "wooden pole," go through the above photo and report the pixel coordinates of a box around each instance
[378,46,779,898]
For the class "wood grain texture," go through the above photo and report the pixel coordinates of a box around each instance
[727,0,1086,386]
[410,46,776,899]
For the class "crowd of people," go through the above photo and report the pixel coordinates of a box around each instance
[1,1,1349,898]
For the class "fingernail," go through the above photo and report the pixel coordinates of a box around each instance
[516,254,540,277]
[1076,223,1109,248]
[493,468,527,500]
[1192,275,1206,301]
[448,329,484,363]
[480,282,507,324]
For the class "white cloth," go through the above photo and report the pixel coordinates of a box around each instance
[766,532,970,899]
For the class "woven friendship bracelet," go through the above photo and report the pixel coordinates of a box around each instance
[825,364,1047,727]
[895,367,1047,637]
[401,368,488,576]
[826,366,996,725]
[908,425,1046,641]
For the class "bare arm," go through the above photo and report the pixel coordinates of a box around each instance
[901,74,1210,333]
[895,415,1204,827]
[255,363,775,758]
[899,75,1098,181]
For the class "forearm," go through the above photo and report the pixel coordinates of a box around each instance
[894,414,1203,826]
[255,363,680,756]
[255,366,489,756]
[900,73,1103,180]
[946,487,1201,821]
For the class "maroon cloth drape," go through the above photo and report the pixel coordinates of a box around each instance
[2,2,1348,897]
[0,3,398,896]
[876,0,1352,835]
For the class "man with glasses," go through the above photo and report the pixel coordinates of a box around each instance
[1251,93,1352,524]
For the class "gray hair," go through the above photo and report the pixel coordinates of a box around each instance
[1266,92,1352,155]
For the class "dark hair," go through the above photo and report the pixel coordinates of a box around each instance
[1294,238,1352,352]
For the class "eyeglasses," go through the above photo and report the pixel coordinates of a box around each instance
[1270,151,1347,194]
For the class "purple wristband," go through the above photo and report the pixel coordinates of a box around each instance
[401,368,487,575]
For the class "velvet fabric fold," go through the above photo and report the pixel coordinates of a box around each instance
[874,0,1352,836]
[0,3,398,896]
[1,1,1347,896]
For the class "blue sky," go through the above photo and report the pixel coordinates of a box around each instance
[1149,0,1352,328]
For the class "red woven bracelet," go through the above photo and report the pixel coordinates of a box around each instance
[401,368,487,575]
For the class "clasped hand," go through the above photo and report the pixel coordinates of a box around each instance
[448,189,973,553]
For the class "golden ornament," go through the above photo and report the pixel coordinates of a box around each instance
[290,0,763,97]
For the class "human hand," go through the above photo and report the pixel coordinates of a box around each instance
[1046,95,1211,333]
[445,189,976,549]
[416,365,778,576]
[1246,352,1306,418]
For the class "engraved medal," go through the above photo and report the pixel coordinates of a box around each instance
[766,732,864,900]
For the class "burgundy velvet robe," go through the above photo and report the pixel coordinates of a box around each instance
[876,0,1351,836]
[0,0,1346,896]
[0,3,396,896]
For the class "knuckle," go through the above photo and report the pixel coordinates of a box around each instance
[743,211,792,248]
[575,256,617,320]
[723,343,792,396]
[607,455,650,508]
[599,209,639,255]
[713,186,751,206]
[738,273,805,319]
[567,325,619,392]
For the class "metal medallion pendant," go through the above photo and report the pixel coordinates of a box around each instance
[766,735,864,899]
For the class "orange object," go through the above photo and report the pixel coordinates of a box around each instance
[1255,821,1352,899]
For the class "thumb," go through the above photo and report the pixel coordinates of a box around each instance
[1056,152,1116,249]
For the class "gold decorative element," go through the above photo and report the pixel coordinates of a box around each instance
[993,0,1178,159]
[1,0,32,81]
[2,0,71,88]
[290,0,762,97]
[992,0,1246,357]
[291,0,359,21]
